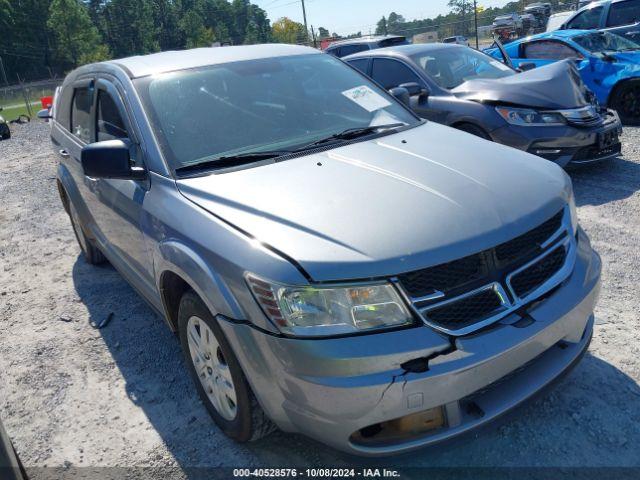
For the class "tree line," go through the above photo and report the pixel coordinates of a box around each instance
[1,0,313,82]
[1,0,569,83]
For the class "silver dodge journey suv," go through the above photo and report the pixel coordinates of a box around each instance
[47,44,601,455]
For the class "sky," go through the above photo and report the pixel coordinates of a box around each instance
[252,0,515,36]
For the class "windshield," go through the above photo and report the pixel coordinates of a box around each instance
[411,48,515,89]
[573,31,640,53]
[136,53,418,170]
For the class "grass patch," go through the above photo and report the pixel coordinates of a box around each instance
[0,102,40,121]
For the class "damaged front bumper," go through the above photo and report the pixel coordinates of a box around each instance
[491,109,622,168]
[218,228,601,456]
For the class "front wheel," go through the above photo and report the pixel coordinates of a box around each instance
[178,291,275,442]
[611,81,640,126]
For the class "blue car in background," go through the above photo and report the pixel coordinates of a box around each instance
[486,29,640,124]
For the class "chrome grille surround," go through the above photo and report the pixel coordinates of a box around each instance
[394,207,577,336]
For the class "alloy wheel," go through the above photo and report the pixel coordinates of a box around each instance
[186,315,238,421]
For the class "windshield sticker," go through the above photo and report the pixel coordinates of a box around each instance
[342,85,392,112]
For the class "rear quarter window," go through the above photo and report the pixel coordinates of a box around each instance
[347,58,369,74]
[71,86,94,143]
[54,85,74,131]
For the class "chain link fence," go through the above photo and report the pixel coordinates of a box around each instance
[0,79,61,122]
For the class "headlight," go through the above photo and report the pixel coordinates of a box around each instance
[496,107,566,126]
[245,274,415,337]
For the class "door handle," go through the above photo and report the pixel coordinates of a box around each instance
[59,149,70,158]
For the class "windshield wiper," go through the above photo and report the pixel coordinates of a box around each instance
[294,123,406,151]
[175,150,292,175]
[174,123,407,175]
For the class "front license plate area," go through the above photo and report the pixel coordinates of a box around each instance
[598,129,620,149]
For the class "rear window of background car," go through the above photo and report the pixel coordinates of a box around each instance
[607,0,640,27]
[566,6,603,29]
[71,86,93,143]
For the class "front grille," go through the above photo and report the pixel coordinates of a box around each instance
[398,208,573,335]
[495,210,563,266]
[398,253,486,298]
[510,246,567,298]
[424,289,504,331]
[399,210,563,298]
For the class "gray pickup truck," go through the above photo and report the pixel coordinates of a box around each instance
[46,44,601,455]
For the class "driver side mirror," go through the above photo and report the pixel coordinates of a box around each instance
[37,109,52,120]
[518,62,537,72]
[81,139,146,180]
[388,87,411,107]
[399,82,430,98]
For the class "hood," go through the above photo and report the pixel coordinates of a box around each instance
[452,60,591,110]
[177,122,570,282]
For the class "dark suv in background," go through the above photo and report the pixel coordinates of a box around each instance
[324,35,409,57]
[560,0,640,42]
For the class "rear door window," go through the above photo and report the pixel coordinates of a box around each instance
[522,40,582,60]
[566,6,603,29]
[339,44,370,57]
[96,90,128,141]
[607,0,640,27]
[70,85,94,143]
[370,58,421,89]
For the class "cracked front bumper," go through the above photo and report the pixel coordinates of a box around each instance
[219,228,601,456]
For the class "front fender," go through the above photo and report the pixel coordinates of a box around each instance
[154,240,248,326]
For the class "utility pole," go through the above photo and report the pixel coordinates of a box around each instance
[310,25,317,49]
[474,0,479,49]
[300,0,310,45]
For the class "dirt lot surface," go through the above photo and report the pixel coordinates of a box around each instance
[1,122,639,477]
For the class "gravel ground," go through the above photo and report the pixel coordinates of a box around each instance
[0,121,639,477]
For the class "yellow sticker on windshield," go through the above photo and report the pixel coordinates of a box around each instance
[342,85,392,112]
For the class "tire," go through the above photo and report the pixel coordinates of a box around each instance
[0,123,10,140]
[610,81,640,126]
[454,123,492,141]
[178,290,276,442]
[68,200,106,265]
